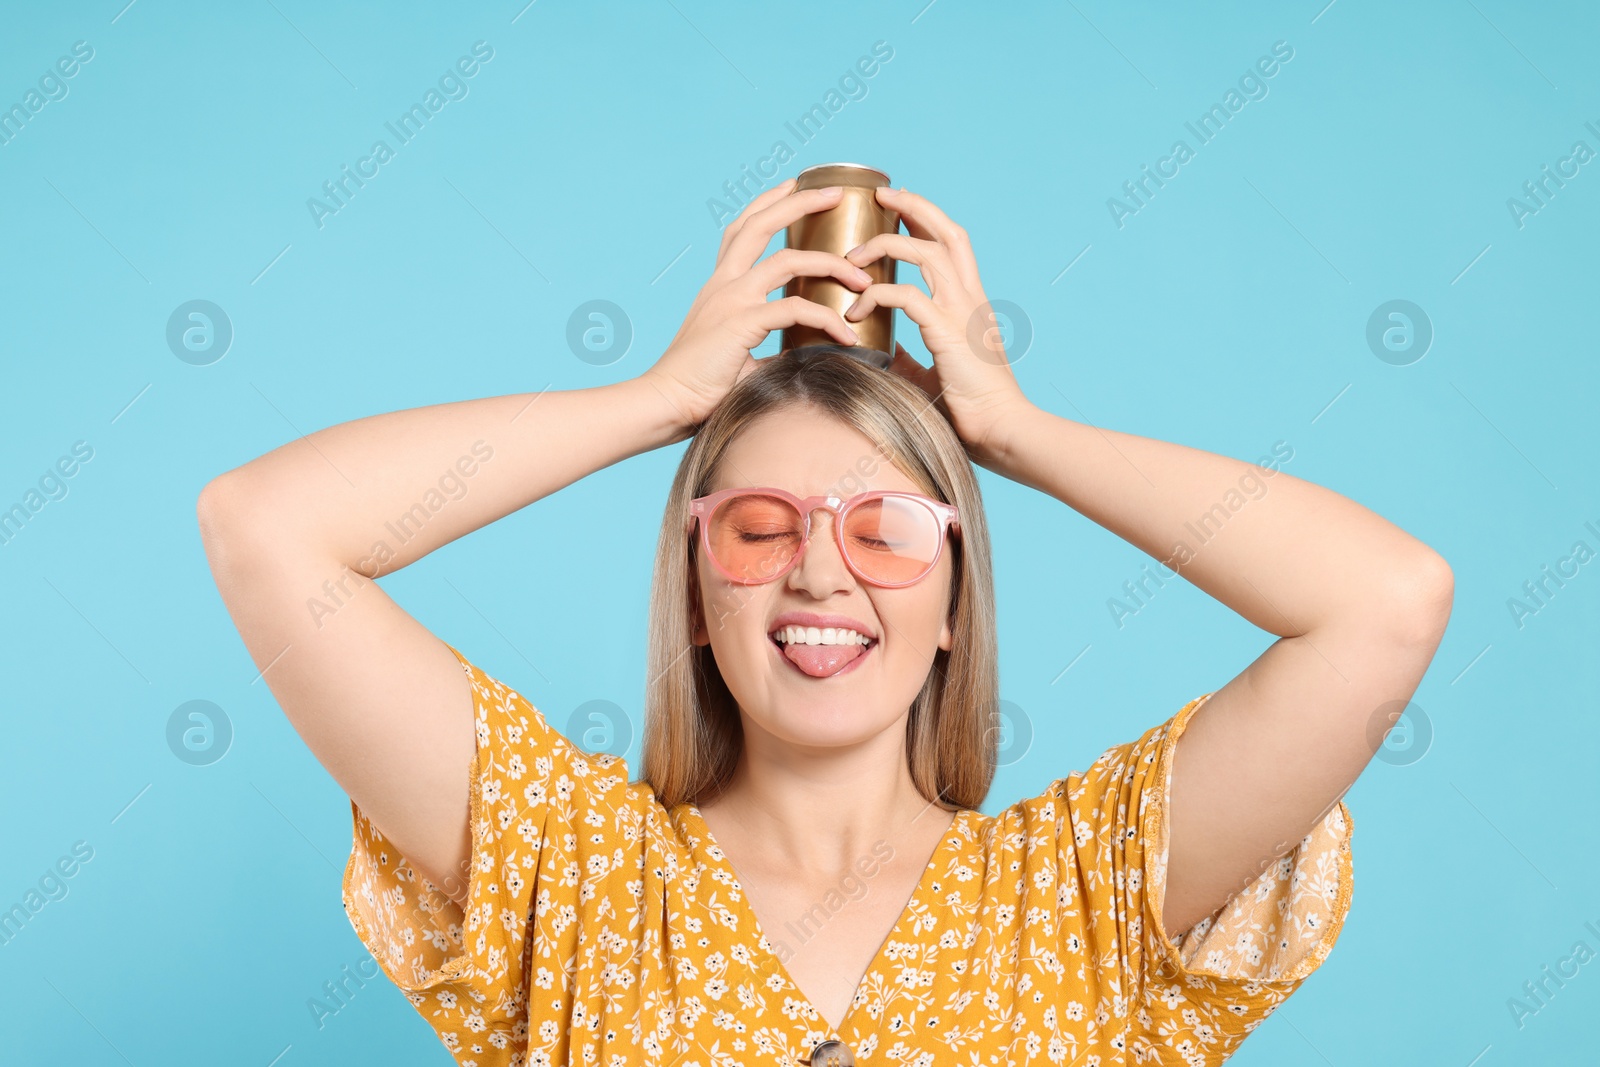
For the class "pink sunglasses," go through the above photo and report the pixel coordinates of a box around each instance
[687,486,961,589]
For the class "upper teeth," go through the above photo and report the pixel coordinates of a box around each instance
[772,625,872,646]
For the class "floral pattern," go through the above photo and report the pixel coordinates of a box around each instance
[342,643,1353,1065]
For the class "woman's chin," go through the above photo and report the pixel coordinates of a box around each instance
[744,697,901,749]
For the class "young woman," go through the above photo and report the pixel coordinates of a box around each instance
[199,178,1453,1066]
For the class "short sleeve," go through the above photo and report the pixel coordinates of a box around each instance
[340,641,633,1066]
[1062,692,1355,1061]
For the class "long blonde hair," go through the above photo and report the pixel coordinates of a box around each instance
[638,350,999,811]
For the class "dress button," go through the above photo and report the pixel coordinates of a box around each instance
[809,1039,856,1067]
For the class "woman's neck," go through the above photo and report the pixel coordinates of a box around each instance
[694,733,955,882]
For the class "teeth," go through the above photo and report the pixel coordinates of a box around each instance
[771,625,872,647]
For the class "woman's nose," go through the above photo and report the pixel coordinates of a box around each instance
[792,508,853,583]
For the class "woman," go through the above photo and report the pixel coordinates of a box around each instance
[199,177,1453,1065]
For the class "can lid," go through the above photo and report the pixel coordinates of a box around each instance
[795,162,890,186]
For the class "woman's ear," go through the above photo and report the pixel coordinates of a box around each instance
[939,564,958,652]
[689,567,710,646]
[692,603,710,646]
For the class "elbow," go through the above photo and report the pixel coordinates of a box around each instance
[1384,549,1454,645]
[196,478,237,581]
[196,473,242,547]
[196,471,267,563]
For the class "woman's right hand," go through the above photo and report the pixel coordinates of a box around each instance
[641,178,875,429]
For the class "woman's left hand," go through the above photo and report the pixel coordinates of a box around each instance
[843,185,1035,468]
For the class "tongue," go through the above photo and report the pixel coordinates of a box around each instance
[782,641,866,678]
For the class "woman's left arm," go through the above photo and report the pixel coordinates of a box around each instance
[989,406,1453,936]
[843,184,1455,940]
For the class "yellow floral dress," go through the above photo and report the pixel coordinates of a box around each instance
[343,643,1353,1066]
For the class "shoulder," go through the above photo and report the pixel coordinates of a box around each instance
[972,693,1214,836]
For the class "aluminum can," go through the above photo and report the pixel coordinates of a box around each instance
[779,162,900,370]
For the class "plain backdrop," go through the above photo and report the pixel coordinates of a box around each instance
[1,1,1596,1063]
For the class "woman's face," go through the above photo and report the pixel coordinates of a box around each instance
[690,405,955,749]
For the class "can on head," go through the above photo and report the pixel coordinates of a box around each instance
[779,163,901,371]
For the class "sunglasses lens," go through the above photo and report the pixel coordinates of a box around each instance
[707,494,804,583]
[843,496,943,584]
[706,494,944,585]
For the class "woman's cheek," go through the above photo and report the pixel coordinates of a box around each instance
[698,576,762,640]
[700,579,774,662]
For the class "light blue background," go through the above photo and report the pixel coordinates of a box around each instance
[2,1,1596,1063]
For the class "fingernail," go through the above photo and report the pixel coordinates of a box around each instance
[821,185,844,196]
[844,325,859,342]
[845,298,864,320]
[877,186,897,196]
[845,243,864,257]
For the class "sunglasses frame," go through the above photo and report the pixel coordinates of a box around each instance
[687,486,962,589]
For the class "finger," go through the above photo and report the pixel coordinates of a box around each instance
[716,178,797,261]
[874,186,965,246]
[891,340,930,376]
[753,295,860,347]
[843,233,958,297]
[857,188,905,246]
[733,353,760,386]
[842,282,939,327]
[888,341,939,401]
[748,248,874,296]
[720,186,846,276]
[872,186,982,293]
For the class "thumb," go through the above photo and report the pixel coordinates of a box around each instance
[889,342,937,400]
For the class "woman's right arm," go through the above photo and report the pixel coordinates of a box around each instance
[197,181,868,908]
[196,377,689,903]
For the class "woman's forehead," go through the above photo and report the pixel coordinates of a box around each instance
[711,412,915,496]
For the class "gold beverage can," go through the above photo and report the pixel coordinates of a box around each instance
[779,162,900,370]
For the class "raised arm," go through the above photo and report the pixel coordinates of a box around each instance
[196,377,685,903]
[990,408,1452,935]
[196,179,868,909]
[837,183,1453,940]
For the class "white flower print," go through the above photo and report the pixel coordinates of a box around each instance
[341,650,1351,1067]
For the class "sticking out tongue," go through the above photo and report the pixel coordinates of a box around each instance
[782,640,867,678]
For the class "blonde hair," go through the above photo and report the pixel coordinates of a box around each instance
[639,351,999,811]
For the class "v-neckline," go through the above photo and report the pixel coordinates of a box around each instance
[678,802,968,1039]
